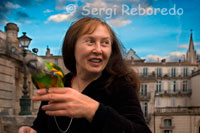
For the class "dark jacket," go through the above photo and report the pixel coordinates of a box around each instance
[32,72,151,133]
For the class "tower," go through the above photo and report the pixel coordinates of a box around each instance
[5,23,19,46]
[186,30,198,64]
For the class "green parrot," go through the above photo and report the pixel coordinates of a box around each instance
[25,54,64,89]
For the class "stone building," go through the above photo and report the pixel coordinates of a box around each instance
[0,22,200,133]
[0,23,69,133]
[127,32,200,133]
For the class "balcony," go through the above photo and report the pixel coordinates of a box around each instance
[160,124,175,130]
[167,90,179,95]
[139,72,156,81]
[139,92,151,101]
[155,90,166,96]
[180,89,192,95]
[155,89,192,96]
[155,106,200,115]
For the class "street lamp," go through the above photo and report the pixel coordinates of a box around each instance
[18,32,32,115]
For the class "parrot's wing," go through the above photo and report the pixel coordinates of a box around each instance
[31,76,40,89]
[52,63,64,75]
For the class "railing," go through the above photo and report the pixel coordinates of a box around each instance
[155,89,192,96]
[139,92,151,101]
[155,106,200,114]
[167,90,179,94]
[138,72,192,78]
[180,89,192,95]
[155,90,166,95]
[139,73,153,77]
[160,124,175,129]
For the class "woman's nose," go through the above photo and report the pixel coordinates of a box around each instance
[93,42,102,55]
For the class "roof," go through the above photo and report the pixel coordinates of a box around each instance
[128,61,199,67]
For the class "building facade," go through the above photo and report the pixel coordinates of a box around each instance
[0,23,200,133]
[126,32,200,133]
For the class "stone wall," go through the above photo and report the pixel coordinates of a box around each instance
[0,115,36,133]
[0,56,17,115]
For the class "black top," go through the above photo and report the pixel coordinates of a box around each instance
[32,72,151,133]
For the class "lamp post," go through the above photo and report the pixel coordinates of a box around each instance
[18,32,32,115]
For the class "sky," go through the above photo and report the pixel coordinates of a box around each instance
[0,0,200,62]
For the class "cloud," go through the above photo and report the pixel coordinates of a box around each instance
[177,44,188,49]
[5,1,20,9]
[49,0,154,27]
[46,13,74,23]
[177,42,200,49]
[44,9,54,13]
[16,11,30,19]
[167,52,185,62]
[195,42,200,46]
[144,51,185,62]
[0,0,30,24]
[0,0,51,24]
[144,55,163,62]
[55,0,68,10]
[197,50,200,55]
[108,18,131,27]
[12,11,33,24]
[0,0,12,24]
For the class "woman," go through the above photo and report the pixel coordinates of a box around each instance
[18,17,151,133]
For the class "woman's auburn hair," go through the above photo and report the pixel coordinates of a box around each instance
[62,17,140,91]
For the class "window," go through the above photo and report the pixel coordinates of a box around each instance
[171,68,176,77]
[141,102,148,118]
[144,102,148,118]
[53,58,58,65]
[141,84,148,96]
[156,80,162,93]
[183,80,188,92]
[183,68,188,77]
[164,119,172,127]
[156,68,162,76]
[172,81,176,92]
[164,130,172,133]
[143,68,148,76]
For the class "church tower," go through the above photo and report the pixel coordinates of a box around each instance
[186,30,198,64]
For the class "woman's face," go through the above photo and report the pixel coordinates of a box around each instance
[74,24,112,76]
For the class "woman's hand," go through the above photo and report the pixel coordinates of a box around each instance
[18,126,36,133]
[32,88,99,122]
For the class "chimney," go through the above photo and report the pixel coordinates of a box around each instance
[161,59,166,63]
[46,46,53,56]
[131,56,134,63]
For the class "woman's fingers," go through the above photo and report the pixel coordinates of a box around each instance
[42,102,67,111]
[32,88,73,102]
[37,87,70,95]
[45,110,69,116]
[32,93,71,102]
[18,126,36,133]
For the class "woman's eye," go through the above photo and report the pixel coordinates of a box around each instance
[86,39,94,43]
[102,40,110,45]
